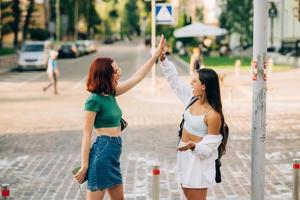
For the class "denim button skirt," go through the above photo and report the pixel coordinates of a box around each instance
[87,135,122,191]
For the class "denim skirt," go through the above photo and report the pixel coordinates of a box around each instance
[87,135,122,191]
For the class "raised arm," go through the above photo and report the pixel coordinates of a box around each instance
[115,35,165,96]
[159,55,193,105]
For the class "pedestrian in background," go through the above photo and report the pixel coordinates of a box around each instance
[73,35,165,200]
[43,50,60,95]
[159,45,228,200]
[189,47,204,75]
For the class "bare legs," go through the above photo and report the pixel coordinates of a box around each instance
[182,187,208,200]
[43,73,58,94]
[87,185,124,200]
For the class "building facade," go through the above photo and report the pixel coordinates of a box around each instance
[267,0,300,48]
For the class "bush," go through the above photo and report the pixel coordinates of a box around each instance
[29,28,51,40]
[0,48,16,56]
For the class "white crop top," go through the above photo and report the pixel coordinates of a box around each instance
[183,108,212,137]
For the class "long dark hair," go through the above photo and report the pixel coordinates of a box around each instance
[196,68,229,156]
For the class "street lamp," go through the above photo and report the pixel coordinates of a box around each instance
[268,2,278,49]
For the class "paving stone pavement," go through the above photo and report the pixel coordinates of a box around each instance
[0,41,300,200]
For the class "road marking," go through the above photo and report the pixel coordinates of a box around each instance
[0,73,46,90]
[71,75,87,90]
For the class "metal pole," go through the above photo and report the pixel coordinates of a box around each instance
[55,0,60,41]
[151,0,156,89]
[251,0,267,200]
[152,165,160,200]
[293,159,300,200]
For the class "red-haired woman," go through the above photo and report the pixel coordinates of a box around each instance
[74,35,165,200]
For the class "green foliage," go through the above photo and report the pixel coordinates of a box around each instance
[220,0,253,48]
[121,0,140,37]
[0,48,16,56]
[0,1,14,35]
[22,0,35,42]
[177,13,191,28]
[180,55,251,68]
[12,0,20,48]
[29,28,51,40]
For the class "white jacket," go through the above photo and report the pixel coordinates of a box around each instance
[160,58,222,188]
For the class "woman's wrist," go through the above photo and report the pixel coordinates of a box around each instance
[190,142,196,151]
[160,54,166,62]
[81,164,88,170]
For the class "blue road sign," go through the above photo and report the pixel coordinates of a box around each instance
[155,3,173,25]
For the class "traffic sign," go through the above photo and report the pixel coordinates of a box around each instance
[155,3,173,25]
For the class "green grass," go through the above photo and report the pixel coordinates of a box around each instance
[180,55,251,67]
[179,55,292,71]
[0,48,16,56]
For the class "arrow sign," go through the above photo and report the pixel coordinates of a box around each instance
[155,3,173,25]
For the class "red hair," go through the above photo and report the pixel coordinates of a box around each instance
[86,57,115,95]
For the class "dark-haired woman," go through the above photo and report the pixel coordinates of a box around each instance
[159,52,228,200]
[74,36,165,200]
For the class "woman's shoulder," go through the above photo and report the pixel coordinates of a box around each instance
[84,93,102,111]
[88,92,115,101]
[86,92,103,102]
[206,109,221,122]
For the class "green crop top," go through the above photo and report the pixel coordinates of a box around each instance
[84,93,122,129]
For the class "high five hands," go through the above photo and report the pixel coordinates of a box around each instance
[153,35,166,60]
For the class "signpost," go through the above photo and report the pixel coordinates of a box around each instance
[151,0,156,89]
[145,1,173,90]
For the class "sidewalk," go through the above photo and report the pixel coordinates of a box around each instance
[0,43,299,200]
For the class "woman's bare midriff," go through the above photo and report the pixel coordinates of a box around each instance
[95,127,122,137]
[181,129,203,143]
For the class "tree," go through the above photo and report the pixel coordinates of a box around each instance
[219,0,253,48]
[1,1,14,47]
[22,0,35,44]
[76,0,101,39]
[12,0,20,48]
[121,0,140,38]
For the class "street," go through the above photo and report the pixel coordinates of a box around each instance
[1,40,300,200]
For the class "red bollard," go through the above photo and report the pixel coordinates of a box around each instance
[293,159,300,200]
[152,165,160,200]
[1,184,10,200]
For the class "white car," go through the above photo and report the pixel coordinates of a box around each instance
[18,41,52,70]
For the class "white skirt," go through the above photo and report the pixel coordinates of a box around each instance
[177,141,217,188]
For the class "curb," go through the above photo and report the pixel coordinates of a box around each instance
[0,67,13,75]
[170,54,189,74]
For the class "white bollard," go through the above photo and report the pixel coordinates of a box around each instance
[152,165,160,200]
[234,59,241,77]
[267,58,273,74]
[1,184,10,200]
[293,159,300,200]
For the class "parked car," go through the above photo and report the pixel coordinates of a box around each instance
[86,40,97,53]
[58,42,80,58]
[76,40,89,55]
[18,41,52,70]
[279,38,300,56]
